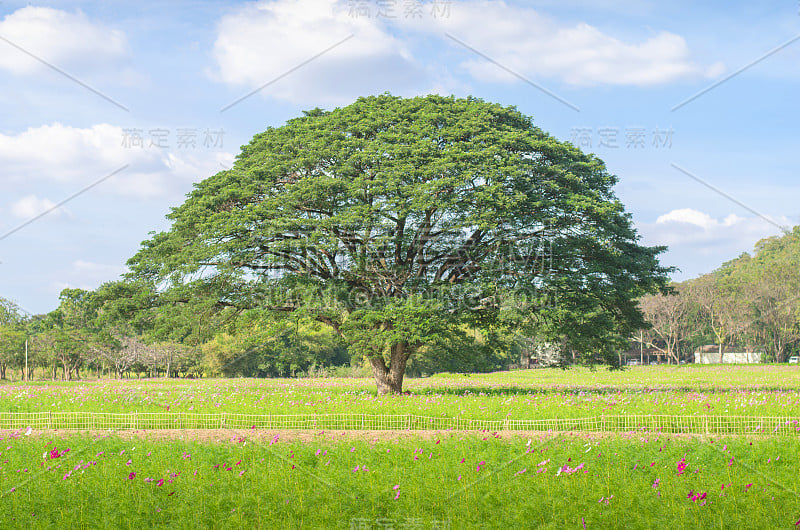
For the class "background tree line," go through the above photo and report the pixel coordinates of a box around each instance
[0,280,517,381]
[638,227,800,363]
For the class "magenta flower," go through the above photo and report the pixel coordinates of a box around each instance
[128,472,136,480]
[676,458,687,476]
[156,479,164,487]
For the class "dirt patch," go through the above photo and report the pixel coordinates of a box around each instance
[4,427,741,445]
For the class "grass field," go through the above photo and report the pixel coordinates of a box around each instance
[2,366,800,419]
[1,366,800,528]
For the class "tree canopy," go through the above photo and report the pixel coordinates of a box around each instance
[128,94,671,393]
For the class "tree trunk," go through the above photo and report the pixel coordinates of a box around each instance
[718,343,724,364]
[369,342,409,394]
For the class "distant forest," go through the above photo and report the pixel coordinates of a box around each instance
[637,227,800,364]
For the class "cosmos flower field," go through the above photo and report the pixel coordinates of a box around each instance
[1,366,799,527]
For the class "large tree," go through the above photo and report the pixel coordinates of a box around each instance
[128,94,671,393]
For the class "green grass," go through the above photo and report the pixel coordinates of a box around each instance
[2,366,800,420]
[2,366,799,527]
[1,431,798,528]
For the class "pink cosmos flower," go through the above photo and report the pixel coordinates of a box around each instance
[128,472,136,480]
[156,479,164,487]
[676,458,687,476]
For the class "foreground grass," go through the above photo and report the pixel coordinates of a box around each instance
[1,429,798,528]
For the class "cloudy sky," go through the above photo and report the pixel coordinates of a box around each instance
[1,0,798,314]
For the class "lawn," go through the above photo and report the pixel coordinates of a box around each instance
[1,366,799,528]
[2,366,799,419]
[1,430,798,528]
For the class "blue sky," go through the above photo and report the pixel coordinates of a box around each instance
[0,0,798,314]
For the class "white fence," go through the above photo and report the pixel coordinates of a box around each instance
[1,412,799,435]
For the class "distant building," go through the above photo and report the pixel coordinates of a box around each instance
[694,345,763,364]
[518,338,561,368]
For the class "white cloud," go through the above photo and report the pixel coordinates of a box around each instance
[633,208,794,280]
[49,260,128,294]
[417,1,721,86]
[655,208,743,231]
[0,7,128,76]
[71,260,127,278]
[0,123,235,198]
[209,1,720,106]
[640,208,792,265]
[9,195,68,219]
[210,0,436,104]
